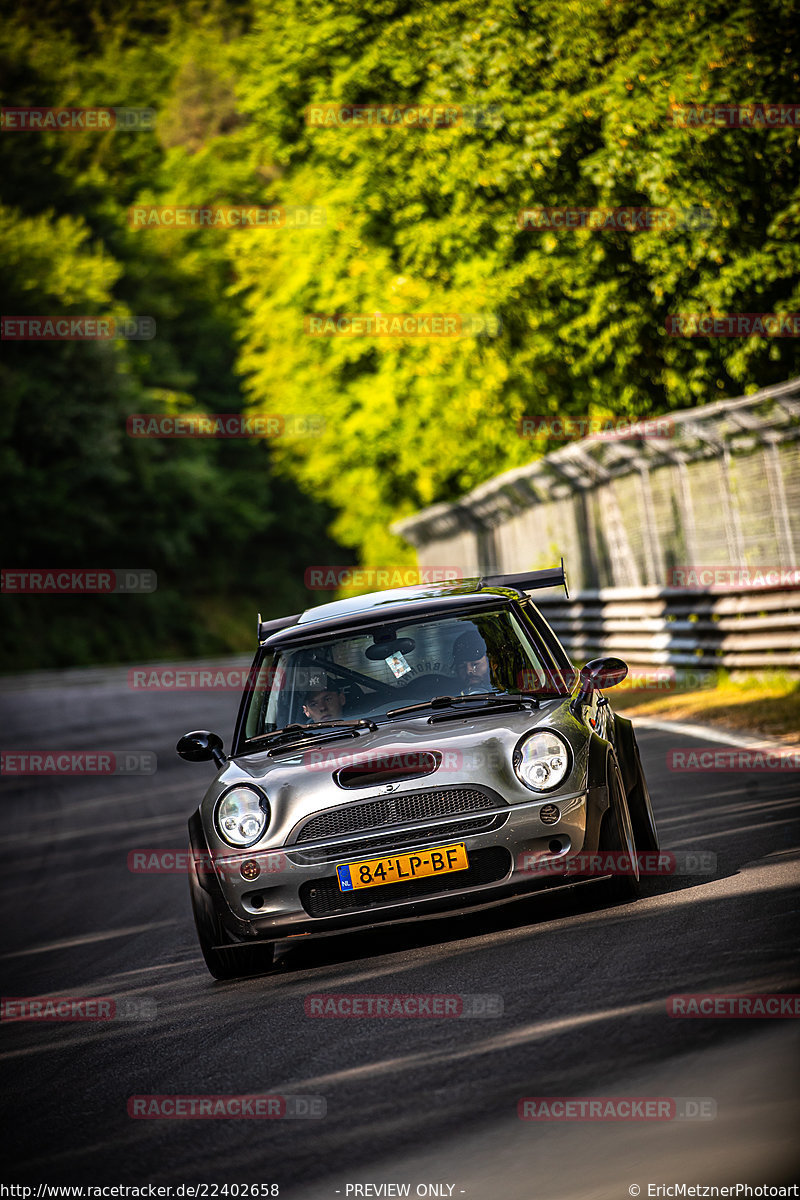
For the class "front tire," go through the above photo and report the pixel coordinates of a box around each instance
[188,851,275,980]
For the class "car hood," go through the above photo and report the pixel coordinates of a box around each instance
[200,698,591,853]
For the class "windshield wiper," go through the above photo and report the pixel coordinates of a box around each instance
[386,693,539,719]
[248,718,378,750]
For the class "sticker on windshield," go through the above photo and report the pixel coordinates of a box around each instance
[385,651,412,679]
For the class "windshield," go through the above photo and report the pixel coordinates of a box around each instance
[242,608,565,742]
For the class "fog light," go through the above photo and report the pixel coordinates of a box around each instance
[241,859,261,880]
[540,804,561,825]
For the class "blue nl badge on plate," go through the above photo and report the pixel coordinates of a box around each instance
[337,864,353,891]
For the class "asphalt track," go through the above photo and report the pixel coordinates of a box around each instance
[1,662,798,1197]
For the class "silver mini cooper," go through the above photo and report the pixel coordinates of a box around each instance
[178,564,658,979]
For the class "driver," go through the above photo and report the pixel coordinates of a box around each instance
[452,630,494,693]
[302,676,346,722]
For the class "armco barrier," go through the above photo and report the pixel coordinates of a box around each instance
[536,585,800,671]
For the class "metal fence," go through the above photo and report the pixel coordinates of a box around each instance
[393,378,800,671]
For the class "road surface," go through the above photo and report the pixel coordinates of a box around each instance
[1,663,798,1196]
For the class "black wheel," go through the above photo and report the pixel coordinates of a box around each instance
[597,759,641,901]
[188,852,275,980]
[626,738,660,853]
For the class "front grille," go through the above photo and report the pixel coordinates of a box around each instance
[286,813,505,865]
[299,847,512,918]
[293,786,503,845]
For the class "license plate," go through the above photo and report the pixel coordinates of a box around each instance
[336,842,469,892]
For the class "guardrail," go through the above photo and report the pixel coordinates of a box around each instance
[536,586,800,671]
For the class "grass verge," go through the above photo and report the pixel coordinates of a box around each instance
[611,670,800,745]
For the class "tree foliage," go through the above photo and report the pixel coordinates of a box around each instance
[2,0,797,666]
[230,0,799,560]
[0,3,345,668]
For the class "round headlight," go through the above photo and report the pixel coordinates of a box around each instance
[513,731,570,792]
[215,786,270,847]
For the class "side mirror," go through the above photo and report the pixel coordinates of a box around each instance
[581,657,628,691]
[570,657,628,713]
[176,730,227,768]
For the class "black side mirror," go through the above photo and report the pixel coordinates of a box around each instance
[581,657,628,691]
[570,657,628,713]
[176,730,227,768]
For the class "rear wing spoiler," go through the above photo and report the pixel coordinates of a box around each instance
[256,558,569,644]
[257,612,300,645]
[478,558,569,599]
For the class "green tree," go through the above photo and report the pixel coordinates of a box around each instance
[229,0,799,563]
[0,3,348,669]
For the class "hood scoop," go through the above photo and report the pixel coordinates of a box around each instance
[335,750,441,790]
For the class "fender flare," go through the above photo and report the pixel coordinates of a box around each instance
[584,731,617,853]
[612,712,639,798]
[188,811,253,940]
[188,810,217,894]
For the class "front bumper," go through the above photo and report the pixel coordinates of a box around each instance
[194,782,610,944]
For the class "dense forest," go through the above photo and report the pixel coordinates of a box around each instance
[1,0,798,668]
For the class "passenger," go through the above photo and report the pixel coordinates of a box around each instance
[452,630,494,694]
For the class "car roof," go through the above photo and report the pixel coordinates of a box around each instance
[296,581,511,624]
[259,564,569,647]
[263,585,522,649]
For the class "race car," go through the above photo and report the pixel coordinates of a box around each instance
[178,562,659,979]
